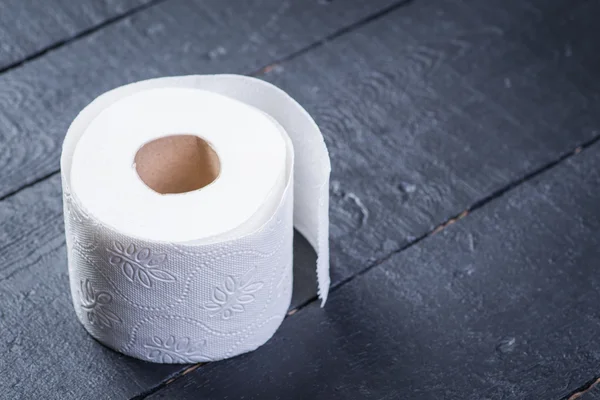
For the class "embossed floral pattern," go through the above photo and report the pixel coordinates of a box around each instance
[80,279,122,329]
[144,336,207,363]
[204,267,264,319]
[107,242,175,288]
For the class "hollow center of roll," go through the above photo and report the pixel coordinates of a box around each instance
[134,134,220,194]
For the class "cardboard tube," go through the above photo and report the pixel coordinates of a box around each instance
[134,134,220,194]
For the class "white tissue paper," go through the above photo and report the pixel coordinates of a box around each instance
[61,75,330,363]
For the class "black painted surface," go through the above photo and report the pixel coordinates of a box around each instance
[0,0,598,398]
[150,143,600,400]
[264,0,600,286]
[0,0,152,69]
[2,0,599,289]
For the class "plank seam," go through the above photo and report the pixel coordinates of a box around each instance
[250,0,414,76]
[129,365,203,400]
[326,134,600,303]
[0,170,60,203]
[0,0,169,77]
[563,375,600,400]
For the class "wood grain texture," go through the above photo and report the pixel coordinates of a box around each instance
[0,0,598,398]
[261,0,600,284]
[1,0,598,287]
[0,0,152,70]
[149,142,600,400]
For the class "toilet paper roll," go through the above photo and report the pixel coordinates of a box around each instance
[61,75,330,363]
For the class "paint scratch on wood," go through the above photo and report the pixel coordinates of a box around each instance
[432,210,469,234]
[182,364,202,375]
[258,63,280,74]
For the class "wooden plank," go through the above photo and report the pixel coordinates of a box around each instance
[0,0,152,70]
[261,0,600,284]
[0,0,403,199]
[149,142,600,400]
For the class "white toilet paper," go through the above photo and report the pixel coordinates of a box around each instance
[61,75,330,363]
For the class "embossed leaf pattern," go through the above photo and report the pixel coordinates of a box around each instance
[107,242,175,288]
[80,279,122,329]
[144,335,207,363]
[225,276,235,293]
[204,267,264,319]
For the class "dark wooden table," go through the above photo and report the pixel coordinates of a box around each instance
[1,0,599,398]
